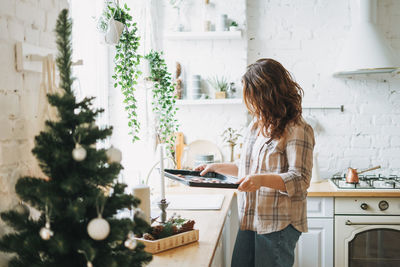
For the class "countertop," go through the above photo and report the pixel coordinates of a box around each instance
[147,187,236,267]
[308,180,400,197]
[147,180,399,266]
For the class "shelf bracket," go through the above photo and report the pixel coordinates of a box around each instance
[302,105,344,112]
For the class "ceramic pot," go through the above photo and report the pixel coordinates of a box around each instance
[215,91,226,99]
[216,14,228,31]
[105,19,125,45]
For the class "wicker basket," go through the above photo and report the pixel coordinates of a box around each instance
[136,229,199,254]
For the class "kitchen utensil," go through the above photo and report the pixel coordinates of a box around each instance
[175,132,185,169]
[190,75,202,99]
[311,152,323,183]
[164,169,239,189]
[346,165,381,184]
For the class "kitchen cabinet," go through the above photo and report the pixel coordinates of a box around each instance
[148,188,238,267]
[211,194,239,267]
[294,197,334,267]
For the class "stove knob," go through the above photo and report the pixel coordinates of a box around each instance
[379,200,389,211]
[360,203,368,210]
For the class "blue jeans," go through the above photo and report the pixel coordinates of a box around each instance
[231,225,301,267]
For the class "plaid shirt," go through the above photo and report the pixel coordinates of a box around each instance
[237,118,315,234]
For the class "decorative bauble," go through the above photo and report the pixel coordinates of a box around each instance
[39,223,54,240]
[72,144,87,161]
[87,261,93,267]
[124,238,137,250]
[87,216,110,240]
[14,202,30,216]
[106,146,122,163]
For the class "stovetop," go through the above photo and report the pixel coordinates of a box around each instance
[330,174,400,190]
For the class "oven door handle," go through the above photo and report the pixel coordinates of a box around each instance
[345,220,400,226]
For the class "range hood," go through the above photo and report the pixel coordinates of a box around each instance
[334,0,400,76]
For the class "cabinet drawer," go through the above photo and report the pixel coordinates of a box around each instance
[307,197,334,218]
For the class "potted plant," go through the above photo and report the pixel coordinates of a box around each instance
[221,127,242,162]
[97,1,125,45]
[145,50,179,159]
[109,3,142,141]
[229,21,239,31]
[208,75,228,99]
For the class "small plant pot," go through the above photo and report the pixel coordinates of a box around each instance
[105,19,125,45]
[229,26,239,31]
[215,91,226,99]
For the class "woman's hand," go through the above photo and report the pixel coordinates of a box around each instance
[236,175,261,192]
[194,163,217,176]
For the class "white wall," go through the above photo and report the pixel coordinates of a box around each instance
[159,0,249,149]
[0,0,69,265]
[108,0,249,191]
[247,0,400,177]
[109,0,400,187]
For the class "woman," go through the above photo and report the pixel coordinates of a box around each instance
[195,58,315,267]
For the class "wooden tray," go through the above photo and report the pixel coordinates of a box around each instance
[136,229,199,254]
[164,169,239,189]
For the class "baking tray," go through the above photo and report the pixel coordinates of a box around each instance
[164,169,239,189]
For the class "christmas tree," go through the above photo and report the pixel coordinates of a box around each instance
[0,9,152,267]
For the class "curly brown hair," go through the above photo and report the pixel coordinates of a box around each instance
[242,58,303,140]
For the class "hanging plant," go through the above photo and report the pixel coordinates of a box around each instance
[98,1,141,142]
[144,50,179,157]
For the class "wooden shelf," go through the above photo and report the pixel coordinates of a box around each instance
[165,31,242,40]
[176,98,243,105]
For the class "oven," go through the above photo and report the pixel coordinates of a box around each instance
[334,197,400,267]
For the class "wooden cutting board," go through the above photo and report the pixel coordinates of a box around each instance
[175,132,185,169]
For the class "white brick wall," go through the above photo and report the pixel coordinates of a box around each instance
[109,0,249,188]
[111,0,400,185]
[0,0,68,265]
[247,0,400,177]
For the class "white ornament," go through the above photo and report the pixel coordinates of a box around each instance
[72,144,87,161]
[106,146,122,163]
[87,216,110,240]
[87,262,93,267]
[124,238,137,250]
[39,223,54,240]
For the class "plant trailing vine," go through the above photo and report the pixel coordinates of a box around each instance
[100,1,141,142]
[145,50,179,156]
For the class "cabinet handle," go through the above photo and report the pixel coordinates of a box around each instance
[345,220,400,226]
